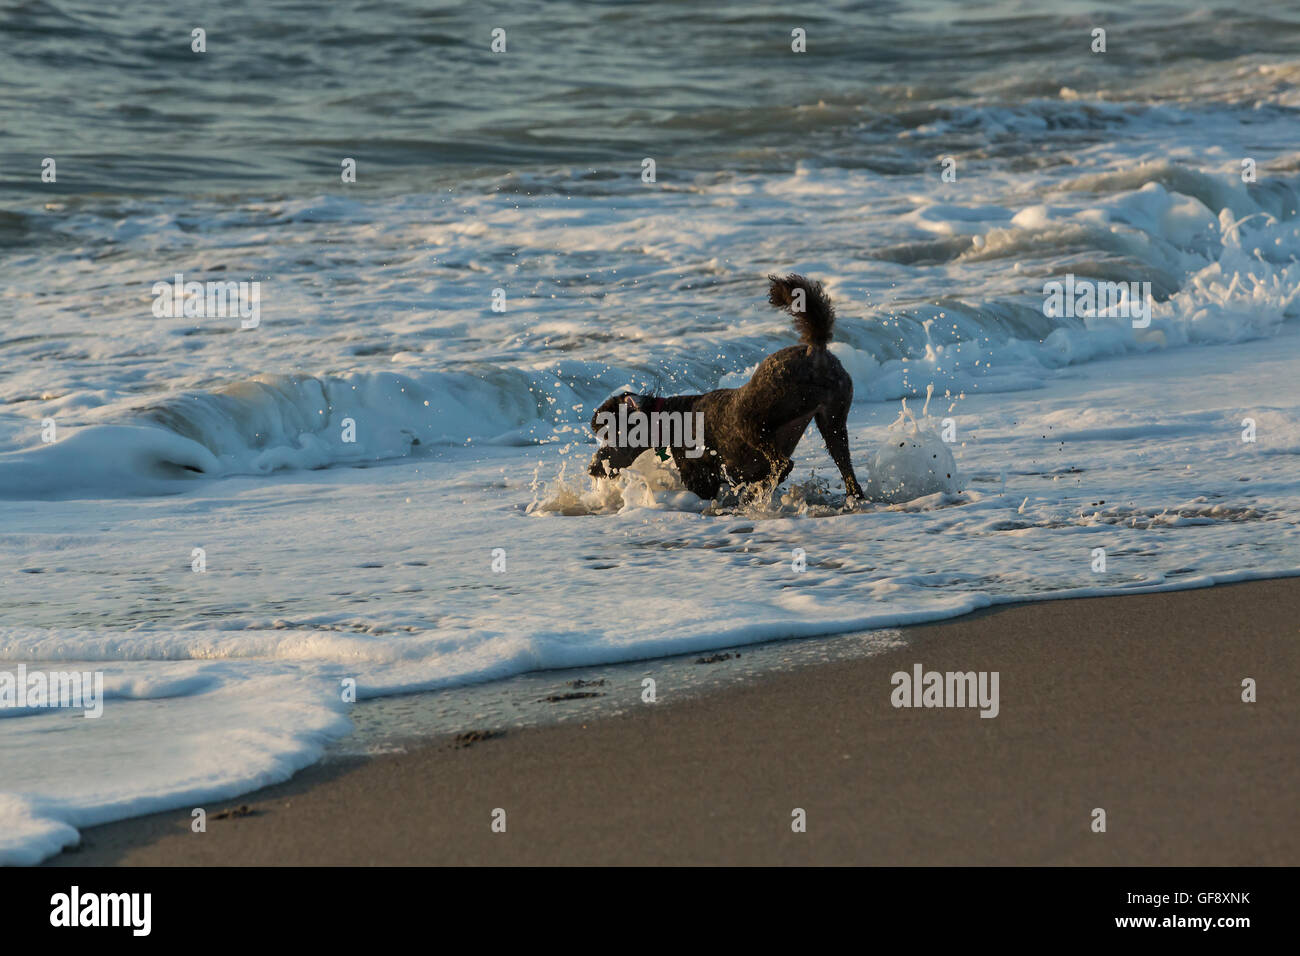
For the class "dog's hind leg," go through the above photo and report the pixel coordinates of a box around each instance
[815,405,865,500]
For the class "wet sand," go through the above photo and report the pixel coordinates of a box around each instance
[47,578,1298,866]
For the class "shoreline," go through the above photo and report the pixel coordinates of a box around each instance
[46,577,1299,866]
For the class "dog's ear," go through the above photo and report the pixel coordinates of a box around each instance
[621,393,641,412]
[590,391,635,431]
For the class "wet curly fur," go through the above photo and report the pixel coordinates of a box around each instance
[589,274,864,502]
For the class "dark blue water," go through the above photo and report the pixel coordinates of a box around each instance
[3,0,1298,207]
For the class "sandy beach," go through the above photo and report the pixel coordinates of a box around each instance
[47,578,1297,867]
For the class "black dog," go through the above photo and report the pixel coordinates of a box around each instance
[589,274,864,502]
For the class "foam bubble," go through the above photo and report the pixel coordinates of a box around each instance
[865,393,962,503]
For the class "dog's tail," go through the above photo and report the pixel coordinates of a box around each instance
[766,273,835,347]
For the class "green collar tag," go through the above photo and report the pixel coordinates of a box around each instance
[655,447,669,461]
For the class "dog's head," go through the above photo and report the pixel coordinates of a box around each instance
[588,392,653,478]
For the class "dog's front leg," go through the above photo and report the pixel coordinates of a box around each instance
[735,442,791,507]
[754,441,793,488]
[674,450,722,501]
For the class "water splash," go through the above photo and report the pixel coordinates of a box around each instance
[864,391,963,503]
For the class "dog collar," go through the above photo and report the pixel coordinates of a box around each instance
[649,397,667,458]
